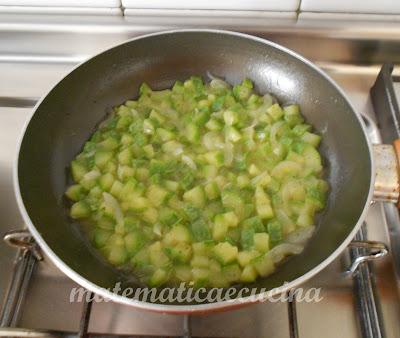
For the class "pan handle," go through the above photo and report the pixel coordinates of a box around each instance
[372,143,400,205]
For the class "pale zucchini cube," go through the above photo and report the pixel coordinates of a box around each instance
[222,264,242,283]
[163,225,191,246]
[212,221,228,241]
[192,268,210,283]
[146,185,168,207]
[174,265,193,282]
[149,241,170,267]
[148,268,169,287]
[142,207,158,224]
[252,254,275,277]
[204,181,220,200]
[191,255,210,268]
[240,265,258,283]
[237,250,260,268]
[215,211,239,228]
[183,186,206,208]
[213,242,238,265]
[253,233,270,253]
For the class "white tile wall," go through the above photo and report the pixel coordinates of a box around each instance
[300,0,400,15]
[0,0,121,7]
[122,0,300,11]
[299,12,400,22]
[0,6,122,15]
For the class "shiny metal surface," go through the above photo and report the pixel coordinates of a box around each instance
[0,15,400,337]
[16,29,373,313]
[345,240,388,276]
[373,144,400,203]
[351,225,386,338]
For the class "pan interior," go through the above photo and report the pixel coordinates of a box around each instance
[18,31,371,306]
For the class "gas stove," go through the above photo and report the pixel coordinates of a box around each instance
[1,14,400,338]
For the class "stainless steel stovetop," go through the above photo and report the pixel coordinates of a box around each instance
[1,13,400,338]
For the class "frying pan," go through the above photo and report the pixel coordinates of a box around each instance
[15,29,384,313]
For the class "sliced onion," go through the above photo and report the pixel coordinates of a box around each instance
[103,192,124,226]
[268,243,304,264]
[270,121,285,145]
[275,209,296,235]
[153,223,162,237]
[286,226,316,245]
[182,155,197,170]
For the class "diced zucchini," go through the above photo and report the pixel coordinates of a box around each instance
[146,185,168,207]
[267,220,283,243]
[99,173,115,191]
[303,146,323,174]
[252,254,275,277]
[148,268,169,287]
[70,201,91,219]
[204,181,220,200]
[238,250,260,267]
[267,103,284,121]
[117,165,135,182]
[222,264,242,283]
[149,241,170,267]
[255,186,274,219]
[237,174,251,188]
[191,255,210,268]
[248,164,261,176]
[71,160,88,182]
[301,132,321,147]
[213,242,238,265]
[165,243,192,263]
[95,151,113,169]
[191,219,212,242]
[142,207,158,224]
[156,128,174,142]
[128,196,150,211]
[93,229,112,248]
[110,180,123,199]
[212,221,228,241]
[206,118,223,131]
[174,265,193,282]
[240,265,258,282]
[67,76,328,288]
[125,231,145,256]
[215,212,239,228]
[253,233,270,253]
[192,242,213,256]
[108,246,128,266]
[65,184,85,201]
[183,186,205,208]
[271,161,302,180]
[186,123,200,143]
[163,225,191,246]
[223,110,239,126]
[192,268,210,284]
[203,151,224,167]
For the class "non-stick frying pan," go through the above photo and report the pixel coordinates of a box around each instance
[15,30,376,313]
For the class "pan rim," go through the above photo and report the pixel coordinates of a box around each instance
[13,28,374,313]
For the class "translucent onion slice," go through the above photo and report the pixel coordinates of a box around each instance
[102,192,124,226]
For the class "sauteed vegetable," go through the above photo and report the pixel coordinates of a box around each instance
[65,77,328,287]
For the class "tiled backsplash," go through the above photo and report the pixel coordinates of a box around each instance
[300,0,400,15]
[0,0,121,6]
[1,0,400,18]
[121,0,300,11]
